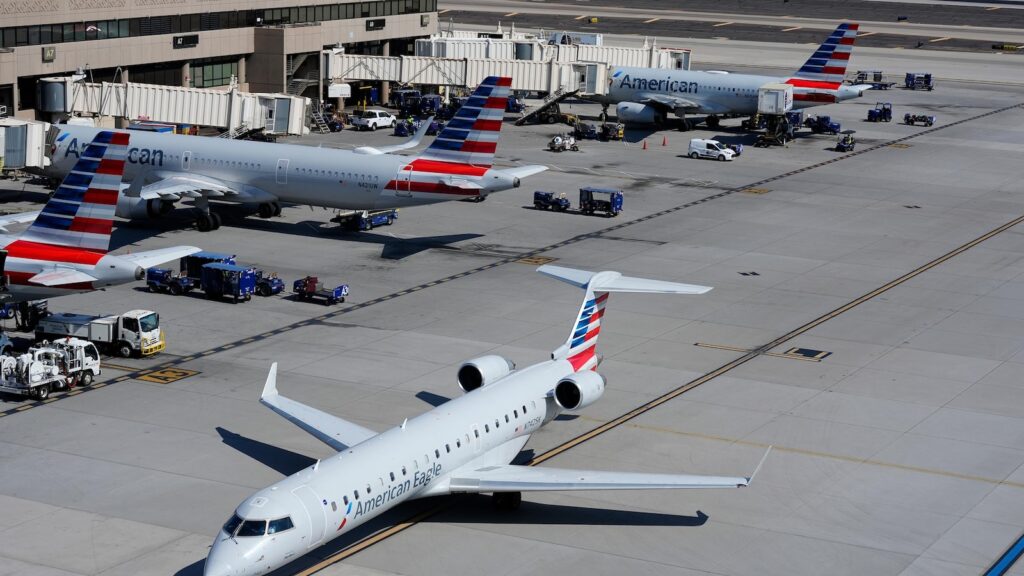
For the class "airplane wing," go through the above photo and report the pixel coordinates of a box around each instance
[117,245,202,269]
[29,268,99,286]
[446,451,769,492]
[259,363,378,452]
[354,116,433,155]
[128,173,238,200]
[0,210,41,233]
[639,93,730,116]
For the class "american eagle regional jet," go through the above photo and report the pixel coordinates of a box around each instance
[45,77,546,231]
[0,130,198,303]
[594,23,871,129]
[204,265,770,576]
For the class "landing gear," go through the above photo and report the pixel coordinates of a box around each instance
[194,197,221,231]
[272,202,282,217]
[257,203,274,219]
[492,491,522,511]
[706,115,720,129]
[678,117,693,131]
[599,104,609,123]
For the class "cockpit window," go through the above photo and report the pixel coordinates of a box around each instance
[268,517,294,534]
[237,520,267,537]
[222,514,243,535]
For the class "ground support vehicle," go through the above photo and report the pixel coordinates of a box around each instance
[851,70,896,90]
[904,113,936,127]
[574,122,599,140]
[0,343,93,400]
[332,209,398,231]
[145,268,194,295]
[393,120,415,137]
[201,263,256,303]
[688,138,736,161]
[804,115,841,135]
[579,187,623,217]
[35,310,164,358]
[905,72,935,90]
[351,109,396,131]
[549,134,579,152]
[388,89,421,109]
[181,252,236,281]
[867,103,893,122]
[0,300,48,331]
[255,271,285,297]
[836,130,857,152]
[506,96,526,113]
[599,123,624,141]
[418,94,443,116]
[533,191,570,212]
[293,276,349,305]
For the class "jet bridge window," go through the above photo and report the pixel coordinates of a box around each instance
[237,520,267,537]
[268,517,294,534]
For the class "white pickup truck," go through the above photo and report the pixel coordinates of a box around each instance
[350,109,396,131]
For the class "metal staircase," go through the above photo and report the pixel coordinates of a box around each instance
[514,87,580,126]
[218,122,249,139]
[310,103,330,134]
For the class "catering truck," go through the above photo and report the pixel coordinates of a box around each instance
[35,309,165,358]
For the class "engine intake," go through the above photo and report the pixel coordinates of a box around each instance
[553,370,605,411]
[116,194,174,219]
[457,355,515,392]
[616,102,665,126]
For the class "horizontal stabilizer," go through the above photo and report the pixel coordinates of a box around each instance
[355,116,433,155]
[448,465,750,493]
[0,210,41,233]
[117,246,202,269]
[538,265,712,294]
[29,268,99,286]
[499,165,548,179]
[259,363,378,452]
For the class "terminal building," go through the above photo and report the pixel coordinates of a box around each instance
[0,0,438,119]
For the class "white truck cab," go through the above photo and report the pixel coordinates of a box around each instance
[35,309,165,358]
[688,138,736,161]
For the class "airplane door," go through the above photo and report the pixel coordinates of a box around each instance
[291,485,327,548]
[181,151,192,171]
[471,424,483,454]
[395,164,413,197]
[276,158,289,185]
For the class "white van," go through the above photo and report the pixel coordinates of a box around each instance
[688,138,735,161]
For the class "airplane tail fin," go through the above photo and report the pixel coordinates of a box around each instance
[21,130,127,253]
[416,76,511,167]
[790,23,859,85]
[538,265,712,371]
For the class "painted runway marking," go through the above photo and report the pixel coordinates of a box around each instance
[643,17,660,24]
[574,14,587,20]
[137,368,200,384]
[503,11,518,17]
[713,21,733,27]
[782,26,801,32]
[859,31,878,37]
[930,37,952,43]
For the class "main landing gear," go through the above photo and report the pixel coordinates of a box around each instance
[194,196,221,232]
[492,491,522,511]
[256,202,283,219]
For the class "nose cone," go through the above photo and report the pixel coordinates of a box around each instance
[204,537,238,576]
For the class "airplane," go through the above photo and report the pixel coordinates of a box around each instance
[593,23,871,130]
[44,77,547,232]
[203,265,770,576]
[0,130,199,302]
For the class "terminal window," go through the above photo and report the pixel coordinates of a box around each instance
[191,58,239,88]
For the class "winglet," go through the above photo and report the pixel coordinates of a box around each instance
[742,446,772,486]
[261,363,279,399]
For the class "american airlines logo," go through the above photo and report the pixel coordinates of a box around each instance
[616,74,699,94]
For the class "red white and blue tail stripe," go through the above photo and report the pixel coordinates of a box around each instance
[789,23,859,87]
[21,130,127,252]
[564,290,609,371]
[418,76,511,167]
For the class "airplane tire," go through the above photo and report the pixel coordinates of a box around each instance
[271,202,282,217]
[492,492,522,511]
[257,203,274,218]
[197,215,213,232]
[706,115,720,129]
[211,213,222,230]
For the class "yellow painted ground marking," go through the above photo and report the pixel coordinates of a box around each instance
[517,256,557,265]
[643,17,660,24]
[137,367,200,384]
[16,405,33,411]
[503,11,518,17]
[743,187,770,195]
[92,383,106,388]
[43,398,59,403]
[242,338,256,344]
[782,26,802,32]
[101,363,137,372]
[713,21,733,27]
[890,143,912,149]
[222,344,235,350]
[859,31,878,38]
[574,14,587,20]
[930,37,951,43]
[66,390,83,396]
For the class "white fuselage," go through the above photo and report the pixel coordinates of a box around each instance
[596,67,864,115]
[47,126,512,211]
[204,359,574,576]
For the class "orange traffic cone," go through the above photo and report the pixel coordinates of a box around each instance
[642,139,648,150]
[662,135,668,146]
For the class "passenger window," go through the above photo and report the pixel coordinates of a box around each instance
[531,401,536,409]
[445,444,450,453]
[495,419,499,429]
[484,424,490,433]
[474,429,479,438]
[456,439,461,448]
[237,520,266,537]
[401,466,407,476]
[366,485,371,494]
[268,517,294,534]
[389,472,395,481]
[354,490,359,500]
[523,405,527,414]
[514,409,518,418]
[435,449,440,458]
[505,414,509,423]
[343,495,349,505]
[330,501,337,512]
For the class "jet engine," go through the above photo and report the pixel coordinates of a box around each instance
[616,102,665,125]
[553,370,606,411]
[457,355,515,392]
[116,194,174,219]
